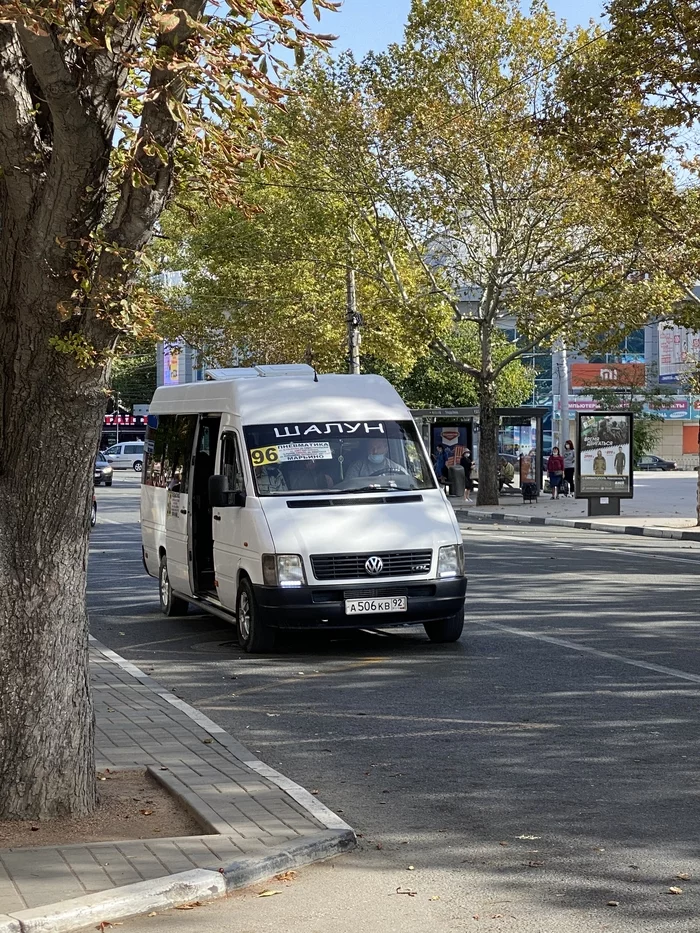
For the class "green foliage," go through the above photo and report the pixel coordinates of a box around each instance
[154,102,451,372]
[109,352,157,409]
[367,325,534,408]
[1,1,339,355]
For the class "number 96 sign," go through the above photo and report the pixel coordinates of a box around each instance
[250,446,279,466]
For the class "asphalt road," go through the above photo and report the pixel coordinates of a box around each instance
[90,473,700,933]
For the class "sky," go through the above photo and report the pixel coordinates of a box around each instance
[317,0,606,59]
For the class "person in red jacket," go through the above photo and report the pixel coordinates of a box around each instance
[547,447,565,500]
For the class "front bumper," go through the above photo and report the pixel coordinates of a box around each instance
[252,577,467,630]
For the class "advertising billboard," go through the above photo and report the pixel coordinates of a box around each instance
[576,411,634,498]
[657,324,700,384]
[162,340,182,386]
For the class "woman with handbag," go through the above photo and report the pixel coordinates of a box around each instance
[547,447,565,500]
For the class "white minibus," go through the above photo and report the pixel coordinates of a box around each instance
[140,365,467,652]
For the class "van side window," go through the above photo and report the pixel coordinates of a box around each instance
[144,415,197,489]
[220,432,245,492]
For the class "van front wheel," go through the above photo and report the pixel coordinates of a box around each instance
[424,606,465,643]
[159,556,189,617]
[236,579,275,653]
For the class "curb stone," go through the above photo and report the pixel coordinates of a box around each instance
[6,869,226,933]
[454,508,700,542]
[2,640,356,932]
[2,832,356,933]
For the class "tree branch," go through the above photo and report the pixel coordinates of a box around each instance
[430,335,481,380]
[16,19,114,268]
[101,1,207,259]
[0,24,42,219]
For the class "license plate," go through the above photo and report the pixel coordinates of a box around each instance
[345,596,407,615]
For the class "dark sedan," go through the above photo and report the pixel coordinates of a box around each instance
[94,454,114,486]
[638,454,677,471]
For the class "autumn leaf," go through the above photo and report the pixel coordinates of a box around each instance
[256,890,281,897]
[139,809,153,815]
[274,871,297,882]
[668,887,683,895]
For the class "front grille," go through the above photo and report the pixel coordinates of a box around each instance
[311,550,432,581]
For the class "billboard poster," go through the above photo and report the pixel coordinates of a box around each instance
[576,412,633,498]
[658,324,700,384]
[163,340,182,386]
[431,425,469,467]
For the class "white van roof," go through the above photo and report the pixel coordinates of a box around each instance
[150,369,411,423]
[205,364,315,380]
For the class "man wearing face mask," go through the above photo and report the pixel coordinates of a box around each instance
[345,438,406,478]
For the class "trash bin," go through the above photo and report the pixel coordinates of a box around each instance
[446,464,466,498]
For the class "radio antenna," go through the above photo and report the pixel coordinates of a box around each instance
[305,345,319,382]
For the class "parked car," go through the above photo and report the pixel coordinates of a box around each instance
[102,441,145,472]
[91,494,97,528]
[94,454,114,486]
[638,454,677,471]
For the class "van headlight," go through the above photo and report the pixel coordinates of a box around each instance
[437,544,464,578]
[262,554,306,587]
[103,466,113,474]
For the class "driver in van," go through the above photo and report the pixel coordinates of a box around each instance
[345,438,406,479]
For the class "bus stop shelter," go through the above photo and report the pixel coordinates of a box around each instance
[411,406,549,491]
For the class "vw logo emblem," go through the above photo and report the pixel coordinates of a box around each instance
[365,556,383,575]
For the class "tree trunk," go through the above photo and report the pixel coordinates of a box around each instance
[0,297,105,819]
[477,377,500,506]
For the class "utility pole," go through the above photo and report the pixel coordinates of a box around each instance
[346,263,361,375]
[559,343,570,447]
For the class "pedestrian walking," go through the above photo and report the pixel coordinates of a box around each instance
[547,446,565,500]
[563,439,575,496]
[460,449,474,503]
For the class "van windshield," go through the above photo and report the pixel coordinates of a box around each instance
[243,420,436,496]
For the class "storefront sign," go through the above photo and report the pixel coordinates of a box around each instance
[571,363,645,388]
[104,415,146,426]
[576,411,633,498]
[643,399,690,419]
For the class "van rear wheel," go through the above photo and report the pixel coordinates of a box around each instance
[159,555,189,617]
[424,605,465,643]
[236,578,275,653]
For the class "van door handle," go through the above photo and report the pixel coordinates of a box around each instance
[213,514,221,521]
[180,509,187,515]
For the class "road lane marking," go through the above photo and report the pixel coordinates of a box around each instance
[482,622,700,685]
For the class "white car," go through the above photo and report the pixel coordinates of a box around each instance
[103,441,145,472]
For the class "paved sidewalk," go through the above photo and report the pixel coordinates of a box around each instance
[452,470,700,541]
[0,640,353,932]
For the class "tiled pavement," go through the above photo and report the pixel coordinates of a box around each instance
[0,641,335,914]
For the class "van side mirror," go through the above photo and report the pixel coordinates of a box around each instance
[209,474,246,508]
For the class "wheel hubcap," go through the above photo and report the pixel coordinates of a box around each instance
[239,592,251,641]
[160,565,169,608]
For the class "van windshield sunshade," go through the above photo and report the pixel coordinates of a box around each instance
[286,495,423,508]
